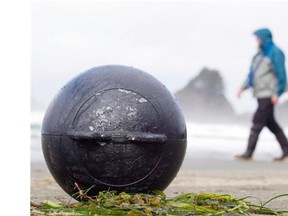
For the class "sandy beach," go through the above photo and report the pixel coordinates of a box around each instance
[31,157,288,211]
[30,121,288,213]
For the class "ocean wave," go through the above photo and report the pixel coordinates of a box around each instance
[30,113,287,162]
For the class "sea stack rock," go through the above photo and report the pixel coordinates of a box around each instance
[175,68,235,123]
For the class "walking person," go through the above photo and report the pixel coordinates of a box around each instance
[236,28,288,161]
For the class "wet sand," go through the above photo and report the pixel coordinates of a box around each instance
[30,158,288,211]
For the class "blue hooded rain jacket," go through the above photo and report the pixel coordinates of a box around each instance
[243,28,287,97]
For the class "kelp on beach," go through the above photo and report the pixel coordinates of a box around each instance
[30,189,288,216]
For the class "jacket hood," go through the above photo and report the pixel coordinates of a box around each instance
[254,28,273,52]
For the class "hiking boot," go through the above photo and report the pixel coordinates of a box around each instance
[236,130,259,161]
[275,129,288,158]
[235,154,252,161]
[273,129,288,161]
[273,152,288,161]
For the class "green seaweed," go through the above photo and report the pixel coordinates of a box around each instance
[30,188,288,216]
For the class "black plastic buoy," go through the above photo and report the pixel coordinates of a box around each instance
[41,65,187,200]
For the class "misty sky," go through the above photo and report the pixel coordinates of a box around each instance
[31,0,288,114]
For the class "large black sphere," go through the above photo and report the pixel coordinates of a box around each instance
[41,65,187,200]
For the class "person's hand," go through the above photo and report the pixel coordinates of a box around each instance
[237,89,243,99]
[271,96,279,104]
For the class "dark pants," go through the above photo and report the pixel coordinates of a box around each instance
[251,98,282,134]
[246,97,288,157]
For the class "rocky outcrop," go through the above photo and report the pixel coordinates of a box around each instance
[174,68,235,123]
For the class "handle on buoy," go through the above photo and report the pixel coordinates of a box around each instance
[66,131,167,144]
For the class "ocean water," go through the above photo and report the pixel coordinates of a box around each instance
[31,111,287,163]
